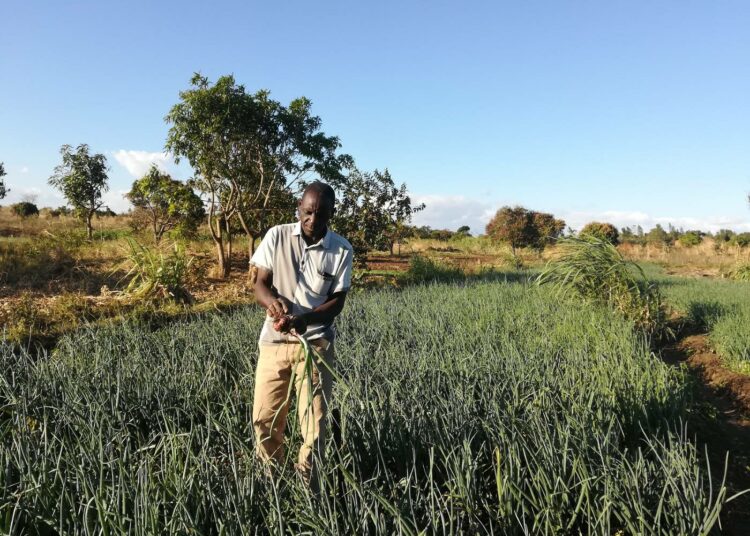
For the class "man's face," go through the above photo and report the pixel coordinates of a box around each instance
[298,190,334,242]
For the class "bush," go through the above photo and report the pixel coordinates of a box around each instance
[678,231,703,247]
[401,255,463,284]
[11,202,39,218]
[118,239,194,304]
[734,232,750,248]
[579,222,619,244]
[536,236,668,340]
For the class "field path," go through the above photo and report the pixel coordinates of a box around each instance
[662,331,750,535]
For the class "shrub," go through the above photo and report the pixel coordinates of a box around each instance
[678,231,703,247]
[728,264,750,282]
[401,255,463,284]
[11,201,39,218]
[118,240,194,304]
[734,232,750,248]
[579,221,619,244]
[536,236,668,339]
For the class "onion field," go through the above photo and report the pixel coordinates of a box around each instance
[0,279,732,534]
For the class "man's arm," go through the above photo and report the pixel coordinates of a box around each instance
[290,291,347,333]
[254,267,292,319]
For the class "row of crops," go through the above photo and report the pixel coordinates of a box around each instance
[654,269,750,373]
[0,278,737,534]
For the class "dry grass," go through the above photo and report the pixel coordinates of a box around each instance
[620,239,750,277]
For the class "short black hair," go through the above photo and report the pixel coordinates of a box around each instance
[302,181,336,208]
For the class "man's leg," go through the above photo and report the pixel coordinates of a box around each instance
[294,338,335,489]
[252,343,293,467]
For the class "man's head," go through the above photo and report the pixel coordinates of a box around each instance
[298,181,335,242]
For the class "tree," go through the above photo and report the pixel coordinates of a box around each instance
[11,202,38,218]
[646,224,672,246]
[332,167,424,258]
[580,221,620,244]
[127,165,205,243]
[678,230,703,247]
[456,225,471,236]
[0,162,7,199]
[166,74,350,276]
[485,206,565,255]
[532,212,566,246]
[48,144,109,239]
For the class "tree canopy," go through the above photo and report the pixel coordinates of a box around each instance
[579,221,620,245]
[485,206,565,254]
[333,168,424,258]
[127,165,205,243]
[165,74,352,276]
[48,144,109,239]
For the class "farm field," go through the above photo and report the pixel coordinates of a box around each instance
[1,278,743,534]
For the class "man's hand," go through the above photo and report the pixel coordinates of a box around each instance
[266,296,292,320]
[272,314,307,335]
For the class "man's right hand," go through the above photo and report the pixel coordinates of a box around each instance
[266,297,291,319]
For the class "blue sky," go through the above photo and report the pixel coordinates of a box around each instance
[2,1,749,233]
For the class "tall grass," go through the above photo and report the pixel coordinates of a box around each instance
[0,281,733,534]
[536,236,668,339]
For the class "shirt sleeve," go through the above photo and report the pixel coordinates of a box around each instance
[250,227,276,271]
[330,247,353,294]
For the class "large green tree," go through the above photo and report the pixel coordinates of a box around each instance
[165,74,350,276]
[48,144,109,239]
[127,165,205,243]
[0,162,7,199]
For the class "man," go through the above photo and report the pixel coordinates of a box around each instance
[250,181,353,489]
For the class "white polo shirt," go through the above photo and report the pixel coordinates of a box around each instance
[250,222,354,343]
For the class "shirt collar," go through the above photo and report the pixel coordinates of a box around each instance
[292,222,331,249]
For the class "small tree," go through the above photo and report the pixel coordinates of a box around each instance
[127,165,205,243]
[734,232,750,248]
[456,225,471,236]
[715,229,735,244]
[0,162,7,199]
[646,224,672,247]
[485,206,565,255]
[580,221,620,245]
[11,202,39,218]
[332,167,424,258]
[678,230,703,247]
[48,144,109,239]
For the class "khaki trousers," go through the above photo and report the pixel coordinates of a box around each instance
[252,338,334,486]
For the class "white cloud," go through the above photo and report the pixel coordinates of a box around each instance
[411,194,496,235]
[102,189,132,214]
[20,166,29,174]
[409,194,750,235]
[112,150,174,178]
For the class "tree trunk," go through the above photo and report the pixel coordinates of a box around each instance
[225,215,233,264]
[389,241,394,256]
[86,212,93,239]
[207,200,228,279]
[249,233,257,258]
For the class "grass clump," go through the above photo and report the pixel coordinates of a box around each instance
[399,254,464,284]
[536,236,668,339]
[726,263,750,282]
[118,239,194,304]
